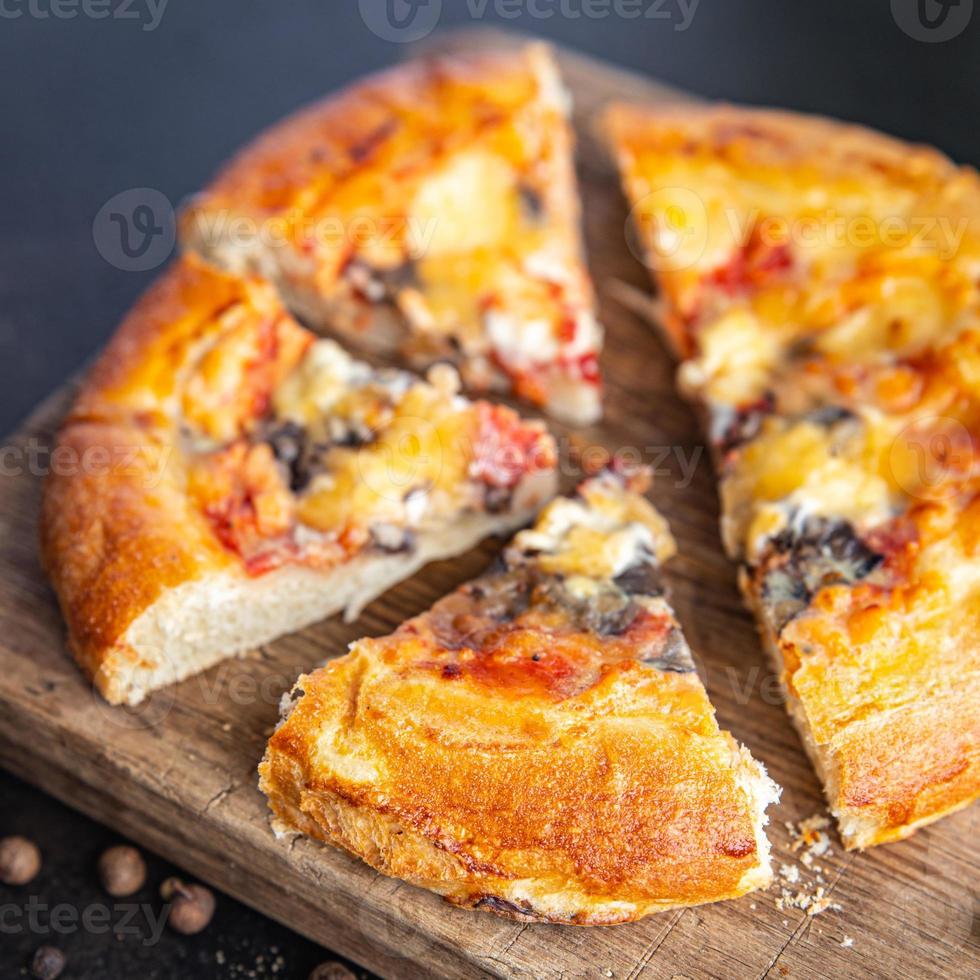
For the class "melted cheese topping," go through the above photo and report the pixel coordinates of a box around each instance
[514,474,675,578]
[409,150,521,258]
[721,414,900,558]
[678,307,783,406]
[191,45,602,419]
[608,104,980,839]
[184,328,556,572]
[273,338,374,426]
[609,105,980,559]
[296,379,476,533]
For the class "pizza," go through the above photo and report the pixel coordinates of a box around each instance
[41,255,558,706]
[260,470,779,924]
[181,44,604,425]
[605,103,980,848]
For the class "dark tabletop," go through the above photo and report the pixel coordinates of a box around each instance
[1,2,978,977]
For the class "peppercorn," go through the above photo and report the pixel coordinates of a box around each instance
[308,963,357,980]
[30,946,66,980]
[0,835,41,886]
[97,844,146,897]
[162,877,215,934]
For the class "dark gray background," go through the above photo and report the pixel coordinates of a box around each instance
[1,1,978,977]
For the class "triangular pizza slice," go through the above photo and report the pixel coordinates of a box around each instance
[182,44,603,425]
[41,255,557,705]
[605,103,980,847]
[260,470,778,924]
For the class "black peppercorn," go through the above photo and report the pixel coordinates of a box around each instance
[31,946,66,980]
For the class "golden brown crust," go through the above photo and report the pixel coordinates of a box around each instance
[39,256,286,701]
[42,253,558,704]
[40,419,227,702]
[604,102,957,175]
[184,48,551,227]
[260,475,777,923]
[605,102,980,848]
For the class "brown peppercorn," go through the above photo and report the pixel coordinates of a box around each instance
[31,946,66,980]
[0,835,41,885]
[163,877,215,934]
[97,844,146,897]
[308,963,357,980]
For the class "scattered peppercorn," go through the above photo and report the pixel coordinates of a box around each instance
[30,946,66,980]
[97,844,146,897]
[0,835,41,885]
[159,876,183,901]
[308,963,357,980]
[162,877,215,934]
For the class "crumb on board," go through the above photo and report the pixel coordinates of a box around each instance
[841,935,854,948]
[775,885,842,918]
[773,812,842,918]
[779,863,800,884]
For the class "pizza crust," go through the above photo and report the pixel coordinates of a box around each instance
[259,474,779,923]
[181,44,603,425]
[744,570,980,849]
[41,256,556,705]
[605,101,980,848]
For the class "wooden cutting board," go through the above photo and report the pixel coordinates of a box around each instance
[0,27,976,980]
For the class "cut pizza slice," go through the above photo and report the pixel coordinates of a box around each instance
[605,103,980,847]
[41,254,557,706]
[181,44,603,425]
[260,470,778,924]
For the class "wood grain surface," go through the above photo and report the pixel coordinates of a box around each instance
[0,28,976,980]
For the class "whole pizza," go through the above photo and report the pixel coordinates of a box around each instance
[38,42,980,925]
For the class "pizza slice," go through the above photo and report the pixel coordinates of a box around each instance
[260,470,779,924]
[41,255,557,706]
[605,103,980,847]
[181,44,603,425]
